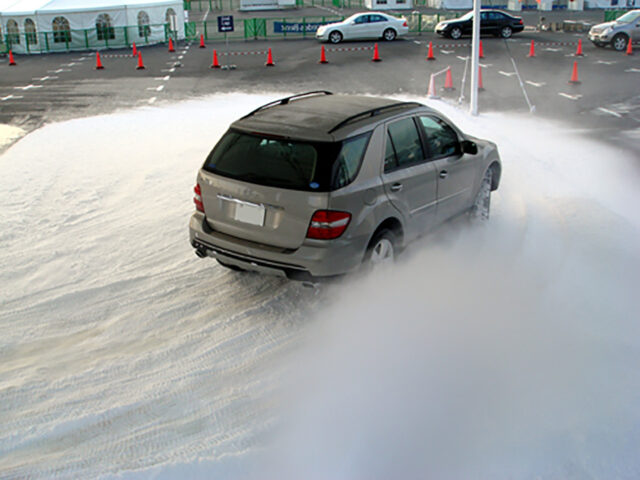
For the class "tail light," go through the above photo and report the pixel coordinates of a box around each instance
[403,20,408,27]
[518,19,523,24]
[193,183,204,212]
[306,210,351,240]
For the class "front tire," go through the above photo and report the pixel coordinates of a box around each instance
[611,33,628,51]
[470,169,493,220]
[450,27,462,40]
[500,26,513,38]
[364,229,396,272]
[329,30,343,44]
[383,28,397,41]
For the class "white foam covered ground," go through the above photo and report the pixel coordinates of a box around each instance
[1,94,639,480]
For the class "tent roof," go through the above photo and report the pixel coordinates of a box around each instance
[1,0,181,15]
[0,0,41,15]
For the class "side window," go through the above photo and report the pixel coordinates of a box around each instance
[418,116,460,160]
[384,132,397,172]
[386,118,424,169]
[354,15,368,24]
[370,15,385,22]
[331,133,371,189]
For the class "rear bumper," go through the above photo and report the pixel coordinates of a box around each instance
[189,212,369,281]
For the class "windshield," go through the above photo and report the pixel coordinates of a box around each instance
[615,11,640,23]
[203,130,371,192]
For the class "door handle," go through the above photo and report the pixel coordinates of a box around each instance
[390,183,403,192]
[439,170,449,179]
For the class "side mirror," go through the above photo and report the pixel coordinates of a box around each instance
[461,140,478,155]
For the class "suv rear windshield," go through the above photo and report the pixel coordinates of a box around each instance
[203,130,371,192]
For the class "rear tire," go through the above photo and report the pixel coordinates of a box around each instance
[611,33,628,51]
[500,26,513,38]
[363,229,396,272]
[329,30,343,44]
[470,169,493,221]
[383,28,397,41]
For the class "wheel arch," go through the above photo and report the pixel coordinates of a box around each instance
[368,217,404,248]
[488,160,501,191]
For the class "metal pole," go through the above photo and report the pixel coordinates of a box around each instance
[469,0,481,116]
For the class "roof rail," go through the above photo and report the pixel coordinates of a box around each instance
[327,102,422,134]
[241,91,333,119]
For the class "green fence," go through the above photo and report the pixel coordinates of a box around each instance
[603,9,627,21]
[1,23,174,54]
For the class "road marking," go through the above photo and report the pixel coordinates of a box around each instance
[597,107,622,118]
[596,60,617,65]
[440,50,453,54]
[14,84,43,91]
[558,93,582,100]
[1,94,24,101]
[155,75,170,81]
[414,40,421,45]
[479,63,492,67]
[456,55,467,61]
[61,62,76,67]
[499,71,517,77]
[146,85,165,92]
[178,55,184,60]
[148,97,157,104]
[47,68,70,73]
[545,47,562,52]
[625,68,640,73]
[32,75,58,81]
[526,81,546,87]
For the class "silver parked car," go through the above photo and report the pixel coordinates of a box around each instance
[315,12,409,44]
[589,9,640,51]
[189,92,501,282]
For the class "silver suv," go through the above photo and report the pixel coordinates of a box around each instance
[589,9,640,51]
[189,92,501,281]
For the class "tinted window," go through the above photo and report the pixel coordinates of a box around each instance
[354,15,369,24]
[418,116,460,159]
[204,130,370,192]
[384,131,397,172]
[387,118,424,168]
[370,15,386,22]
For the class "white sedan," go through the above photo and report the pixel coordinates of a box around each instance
[316,12,409,44]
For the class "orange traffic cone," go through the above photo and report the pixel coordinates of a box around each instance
[527,39,535,58]
[626,38,633,55]
[136,51,145,70]
[319,45,328,64]
[8,50,16,66]
[199,34,205,48]
[372,43,381,62]
[443,66,454,91]
[211,49,220,68]
[265,47,275,66]
[95,51,104,69]
[132,42,137,57]
[478,66,484,91]
[426,41,435,61]
[568,60,580,84]
[575,38,583,56]
[479,40,484,59]
[168,37,175,53]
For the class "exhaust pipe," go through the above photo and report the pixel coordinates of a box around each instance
[195,248,208,258]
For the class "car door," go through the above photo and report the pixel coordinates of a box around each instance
[480,11,496,35]
[381,117,438,238]
[633,16,640,41]
[368,14,388,38]
[347,14,370,40]
[462,15,474,36]
[417,115,476,223]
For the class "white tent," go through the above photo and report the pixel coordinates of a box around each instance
[1,0,184,54]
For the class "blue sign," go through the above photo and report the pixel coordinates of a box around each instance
[217,15,234,33]
[273,21,328,34]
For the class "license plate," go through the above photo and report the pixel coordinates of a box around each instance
[234,202,265,226]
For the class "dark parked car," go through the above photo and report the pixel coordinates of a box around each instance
[435,10,524,39]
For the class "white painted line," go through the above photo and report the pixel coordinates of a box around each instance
[596,60,617,65]
[440,50,453,54]
[545,47,562,52]
[456,55,468,61]
[32,75,58,81]
[479,63,492,68]
[625,68,640,73]
[558,93,582,100]
[597,107,622,118]
[47,68,70,73]
[14,84,43,91]
[1,94,24,101]
[156,85,165,92]
[178,55,184,60]
[169,67,176,73]
[414,40,421,45]
[154,75,170,81]
[526,81,546,87]
[499,71,517,77]
[61,62,76,67]
[148,97,157,104]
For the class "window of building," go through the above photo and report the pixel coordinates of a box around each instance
[96,13,115,41]
[7,19,20,45]
[137,11,151,38]
[52,16,71,43]
[25,18,37,45]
